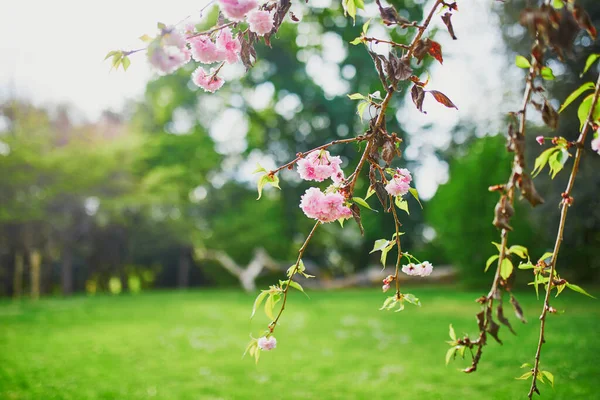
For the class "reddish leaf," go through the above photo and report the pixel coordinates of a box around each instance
[427,40,443,64]
[441,12,457,40]
[411,85,426,114]
[412,39,430,64]
[573,5,597,40]
[428,90,457,109]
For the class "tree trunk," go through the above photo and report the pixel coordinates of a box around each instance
[29,250,41,300]
[61,249,73,295]
[177,249,191,289]
[13,252,24,299]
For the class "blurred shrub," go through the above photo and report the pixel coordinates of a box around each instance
[427,135,545,288]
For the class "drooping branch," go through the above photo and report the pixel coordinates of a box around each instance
[527,73,600,399]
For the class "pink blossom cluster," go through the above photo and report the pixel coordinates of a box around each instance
[146,2,275,92]
[401,261,433,277]
[300,188,352,223]
[148,29,191,76]
[385,168,412,197]
[297,150,344,183]
[257,336,277,351]
[592,134,600,155]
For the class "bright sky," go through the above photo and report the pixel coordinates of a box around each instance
[0,0,521,198]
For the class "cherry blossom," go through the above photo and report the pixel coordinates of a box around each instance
[591,135,600,155]
[382,284,391,292]
[148,45,191,76]
[247,9,274,36]
[417,261,433,277]
[401,263,419,276]
[192,67,225,93]
[297,150,343,182]
[219,0,258,21]
[299,188,352,223]
[257,336,277,351]
[385,167,412,197]
[188,36,223,64]
[536,136,544,145]
[216,28,242,64]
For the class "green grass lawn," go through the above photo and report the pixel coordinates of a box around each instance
[0,287,599,400]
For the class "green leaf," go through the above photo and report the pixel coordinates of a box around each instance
[286,280,308,296]
[403,293,421,306]
[354,0,364,9]
[491,241,504,253]
[380,296,396,310]
[485,254,499,272]
[139,34,153,43]
[538,252,554,263]
[540,66,555,80]
[509,245,529,259]
[581,54,600,76]
[342,0,357,23]
[348,93,366,100]
[548,148,570,179]
[362,18,371,35]
[566,283,596,298]
[357,101,369,122]
[157,22,167,30]
[552,0,564,9]
[371,239,390,253]
[515,55,531,69]
[500,258,514,280]
[353,196,376,211]
[252,163,268,174]
[408,188,423,209]
[516,371,534,380]
[448,324,456,341]
[577,93,600,130]
[445,346,457,366]
[520,363,532,369]
[350,37,363,45]
[559,82,595,113]
[365,185,376,200]
[541,370,555,387]
[121,56,131,71]
[264,294,275,320]
[256,174,280,200]
[518,262,535,270]
[532,147,559,178]
[251,291,269,318]
[104,50,119,60]
[395,197,409,214]
[380,245,393,268]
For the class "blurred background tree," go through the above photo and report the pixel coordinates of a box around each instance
[0,0,598,296]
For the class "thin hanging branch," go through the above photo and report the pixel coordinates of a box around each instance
[527,73,600,399]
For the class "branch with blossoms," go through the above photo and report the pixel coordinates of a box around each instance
[106,0,290,92]
[246,0,462,359]
[107,0,461,359]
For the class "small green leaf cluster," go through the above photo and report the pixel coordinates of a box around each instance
[253,164,280,200]
[349,19,371,46]
[532,138,571,179]
[104,50,132,72]
[342,0,365,24]
[380,292,420,312]
[485,243,529,280]
[516,363,554,388]
[370,233,404,268]
[445,324,468,365]
[347,87,381,123]
[519,253,596,299]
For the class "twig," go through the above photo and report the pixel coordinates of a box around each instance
[270,221,321,330]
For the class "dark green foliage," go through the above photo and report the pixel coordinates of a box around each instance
[427,136,544,287]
